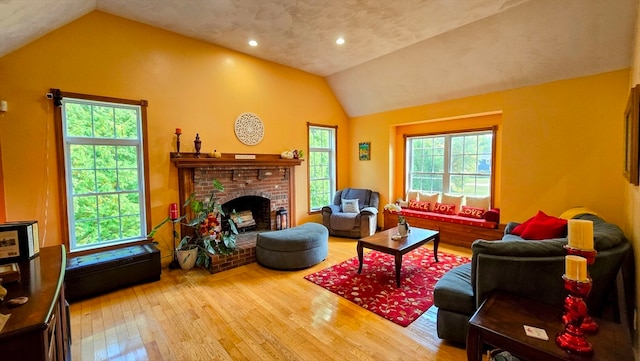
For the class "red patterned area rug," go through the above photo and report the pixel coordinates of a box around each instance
[304,248,470,327]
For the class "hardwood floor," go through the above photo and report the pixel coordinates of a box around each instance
[69,237,472,360]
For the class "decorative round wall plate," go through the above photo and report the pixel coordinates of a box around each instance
[234,112,264,145]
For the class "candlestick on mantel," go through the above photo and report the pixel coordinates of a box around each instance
[175,129,182,157]
[565,255,588,281]
[567,219,594,250]
[169,203,178,220]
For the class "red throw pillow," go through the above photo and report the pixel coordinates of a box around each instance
[511,210,543,235]
[458,206,485,219]
[433,202,456,215]
[514,211,568,240]
[408,200,431,211]
[484,209,500,223]
[511,218,532,236]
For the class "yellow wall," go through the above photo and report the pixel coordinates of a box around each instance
[351,70,630,227]
[625,1,640,354]
[0,11,350,257]
[0,141,4,222]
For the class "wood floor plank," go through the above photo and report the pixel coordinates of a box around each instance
[70,237,470,360]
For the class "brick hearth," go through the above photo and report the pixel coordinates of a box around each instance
[208,232,257,273]
[171,153,303,273]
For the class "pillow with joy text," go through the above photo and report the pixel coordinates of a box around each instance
[433,202,456,215]
[512,210,568,240]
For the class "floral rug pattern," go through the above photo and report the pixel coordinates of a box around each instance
[304,248,470,327]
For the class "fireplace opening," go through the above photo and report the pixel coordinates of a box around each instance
[222,196,271,232]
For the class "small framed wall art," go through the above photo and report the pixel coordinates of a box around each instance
[359,142,371,161]
[624,84,639,185]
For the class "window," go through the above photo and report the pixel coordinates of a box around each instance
[308,124,337,212]
[55,91,150,252]
[406,129,494,198]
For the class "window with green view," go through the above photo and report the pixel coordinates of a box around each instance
[61,97,148,251]
[406,130,493,197]
[308,125,336,211]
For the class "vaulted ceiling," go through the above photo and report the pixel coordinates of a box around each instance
[1,0,636,117]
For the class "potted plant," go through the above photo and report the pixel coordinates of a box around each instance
[148,179,239,270]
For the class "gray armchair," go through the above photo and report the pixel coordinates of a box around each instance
[321,188,379,238]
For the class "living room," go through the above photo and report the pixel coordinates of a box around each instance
[0,1,639,360]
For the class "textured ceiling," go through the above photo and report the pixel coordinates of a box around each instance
[0,0,636,117]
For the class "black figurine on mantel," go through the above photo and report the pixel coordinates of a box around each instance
[194,133,202,157]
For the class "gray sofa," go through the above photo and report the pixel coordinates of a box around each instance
[433,213,631,344]
[321,188,379,238]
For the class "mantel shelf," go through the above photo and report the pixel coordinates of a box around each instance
[170,152,303,168]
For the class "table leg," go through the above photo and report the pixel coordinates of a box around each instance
[395,253,402,287]
[433,233,440,262]
[357,242,364,274]
[466,325,483,361]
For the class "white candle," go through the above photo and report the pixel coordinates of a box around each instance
[565,255,588,281]
[567,219,594,250]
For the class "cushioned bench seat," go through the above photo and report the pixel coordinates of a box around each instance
[256,223,329,270]
[395,209,498,229]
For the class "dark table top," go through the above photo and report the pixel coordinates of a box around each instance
[469,291,634,361]
[358,227,438,252]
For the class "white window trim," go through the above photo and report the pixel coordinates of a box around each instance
[308,124,337,212]
[406,129,494,198]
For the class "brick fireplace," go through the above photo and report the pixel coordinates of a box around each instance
[171,153,303,273]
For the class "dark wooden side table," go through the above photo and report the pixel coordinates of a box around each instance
[467,291,634,361]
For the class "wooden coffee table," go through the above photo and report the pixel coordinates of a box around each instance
[357,227,439,287]
[467,291,634,361]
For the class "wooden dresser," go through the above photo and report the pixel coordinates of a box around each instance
[0,245,70,361]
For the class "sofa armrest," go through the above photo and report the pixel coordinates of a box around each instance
[360,206,378,216]
[504,222,520,235]
[321,204,340,215]
[473,253,566,309]
[470,238,568,306]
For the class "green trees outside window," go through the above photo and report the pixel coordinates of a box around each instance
[62,98,147,251]
[407,130,493,197]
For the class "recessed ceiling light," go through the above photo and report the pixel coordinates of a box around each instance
[336,37,345,45]
[248,40,258,47]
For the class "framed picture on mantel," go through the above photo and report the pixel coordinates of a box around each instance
[624,84,639,185]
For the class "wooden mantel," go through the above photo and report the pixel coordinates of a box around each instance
[170,152,304,233]
[170,152,304,168]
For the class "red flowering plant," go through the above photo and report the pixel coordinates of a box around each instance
[149,179,238,269]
